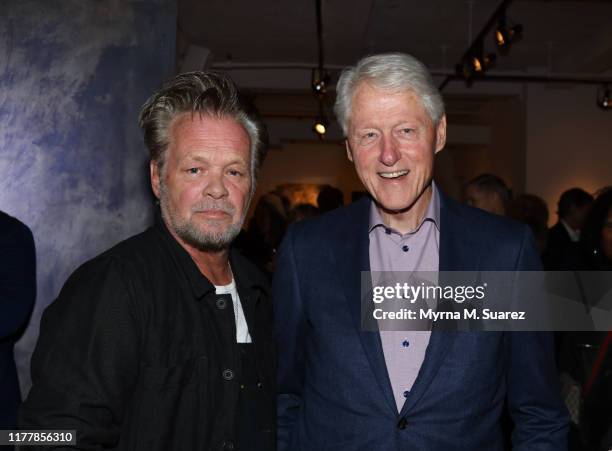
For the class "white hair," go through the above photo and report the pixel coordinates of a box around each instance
[334,53,445,135]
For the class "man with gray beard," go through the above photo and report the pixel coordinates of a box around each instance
[20,72,275,451]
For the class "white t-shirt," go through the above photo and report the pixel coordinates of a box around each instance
[215,279,252,343]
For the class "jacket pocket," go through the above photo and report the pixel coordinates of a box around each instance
[135,355,209,451]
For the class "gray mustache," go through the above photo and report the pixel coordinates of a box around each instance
[191,201,236,215]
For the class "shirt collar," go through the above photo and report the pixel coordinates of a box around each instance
[560,219,580,242]
[368,181,441,235]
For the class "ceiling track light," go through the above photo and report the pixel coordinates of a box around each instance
[597,85,611,110]
[440,0,520,91]
[311,67,330,95]
[313,97,328,138]
[457,40,497,83]
[313,116,328,137]
[311,0,332,137]
[495,14,523,53]
[471,53,497,73]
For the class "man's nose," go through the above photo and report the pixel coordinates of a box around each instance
[205,171,229,199]
[379,135,400,166]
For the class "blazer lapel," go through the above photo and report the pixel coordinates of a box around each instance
[336,198,398,415]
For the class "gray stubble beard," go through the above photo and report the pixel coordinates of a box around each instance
[159,181,249,252]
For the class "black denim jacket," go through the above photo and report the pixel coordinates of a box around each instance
[20,216,276,451]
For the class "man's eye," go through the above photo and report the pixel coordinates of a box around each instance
[228,169,242,176]
[187,168,200,174]
[359,132,377,144]
[400,128,414,135]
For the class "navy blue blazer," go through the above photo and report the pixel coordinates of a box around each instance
[0,211,36,429]
[273,191,568,451]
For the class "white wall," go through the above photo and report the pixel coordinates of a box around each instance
[526,83,612,224]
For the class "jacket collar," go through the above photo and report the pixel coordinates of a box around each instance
[154,210,269,302]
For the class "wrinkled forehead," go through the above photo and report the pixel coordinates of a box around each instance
[347,82,430,126]
[166,113,251,162]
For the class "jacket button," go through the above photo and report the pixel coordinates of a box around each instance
[216,298,227,309]
[397,417,408,430]
[256,381,263,388]
[222,440,234,450]
[222,369,234,380]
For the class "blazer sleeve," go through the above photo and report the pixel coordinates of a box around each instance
[0,217,36,339]
[273,227,308,451]
[19,257,141,450]
[507,226,569,450]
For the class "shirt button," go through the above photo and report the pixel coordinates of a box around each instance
[215,298,227,309]
[385,228,392,235]
[402,340,410,348]
[222,369,234,380]
[403,390,409,398]
[402,245,409,252]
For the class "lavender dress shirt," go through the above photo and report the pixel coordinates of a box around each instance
[368,183,440,412]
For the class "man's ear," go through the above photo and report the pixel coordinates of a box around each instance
[150,160,161,199]
[434,115,447,154]
[345,140,354,162]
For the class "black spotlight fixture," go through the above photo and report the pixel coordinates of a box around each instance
[311,67,330,95]
[471,52,497,72]
[597,85,611,110]
[457,57,479,85]
[495,14,523,54]
[313,97,328,138]
[313,115,328,137]
[311,0,331,137]
[457,40,497,84]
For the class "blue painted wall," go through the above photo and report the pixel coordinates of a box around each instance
[0,0,176,394]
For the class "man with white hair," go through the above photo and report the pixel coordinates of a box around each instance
[274,53,568,450]
[21,72,275,451]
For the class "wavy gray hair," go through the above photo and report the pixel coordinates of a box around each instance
[334,53,445,135]
[139,71,267,187]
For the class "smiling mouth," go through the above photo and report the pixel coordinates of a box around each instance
[378,170,409,179]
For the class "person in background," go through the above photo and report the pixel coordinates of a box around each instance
[595,186,611,198]
[507,193,550,255]
[463,173,511,216]
[556,189,612,450]
[575,188,612,270]
[0,211,35,443]
[316,185,344,213]
[236,192,288,276]
[287,203,319,224]
[20,71,275,451]
[543,187,593,270]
